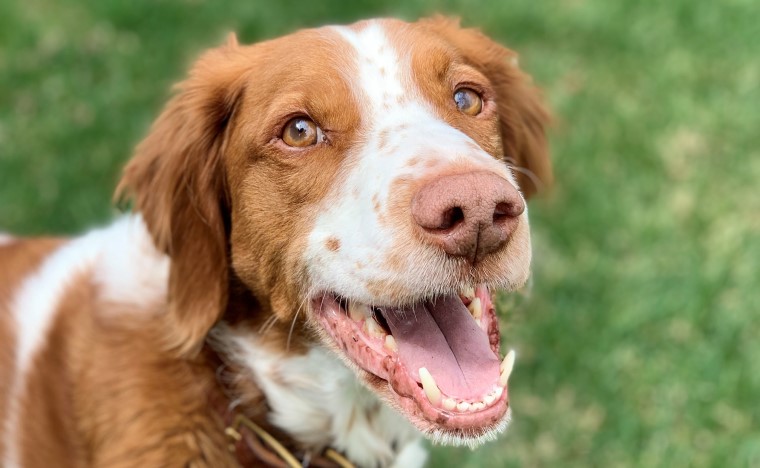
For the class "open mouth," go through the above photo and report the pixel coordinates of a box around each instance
[312,286,514,442]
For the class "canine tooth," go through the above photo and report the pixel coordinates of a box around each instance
[499,349,516,387]
[484,392,497,406]
[418,368,442,406]
[348,302,370,322]
[364,317,386,338]
[468,297,482,320]
[461,285,475,301]
[456,401,470,412]
[472,402,485,412]
[443,398,457,411]
[384,335,398,352]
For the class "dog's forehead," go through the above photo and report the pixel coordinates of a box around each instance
[331,20,416,110]
[234,19,459,141]
[327,20,448,119]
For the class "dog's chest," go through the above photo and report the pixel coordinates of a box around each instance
[217,327,427,467]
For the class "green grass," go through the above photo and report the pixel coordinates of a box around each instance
[2,0,758,466]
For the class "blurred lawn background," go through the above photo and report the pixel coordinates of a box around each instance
[1,0,758,466]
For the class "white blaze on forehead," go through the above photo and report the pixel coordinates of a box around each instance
[333,22,405,113]
[305,21,521,302]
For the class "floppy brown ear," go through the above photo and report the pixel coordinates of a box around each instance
[116,39,249,356]
[421,17,552,198]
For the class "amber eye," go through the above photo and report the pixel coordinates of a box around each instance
[454,88,483,116]
[282,117,320,147]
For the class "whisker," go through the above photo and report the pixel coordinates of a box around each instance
[286,309,300,352]
[286,295,310,351]
[502,158,544,193]
[258,314,279,335]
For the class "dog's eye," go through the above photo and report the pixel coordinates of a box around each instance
[454,88,482,116]
[282,117,322,147]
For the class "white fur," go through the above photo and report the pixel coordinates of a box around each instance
[213,325,426,468]
[306,21,526,304]
[0,233,14,246]
[429,407,511,448]
[2,215,167,467]
[391,439,429,468]
[92,217,169,312]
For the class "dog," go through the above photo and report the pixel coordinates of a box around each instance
[0,16,551,467]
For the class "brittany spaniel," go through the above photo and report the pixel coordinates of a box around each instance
[0,17,551,467]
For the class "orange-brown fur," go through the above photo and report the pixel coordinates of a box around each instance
[0,238,65,462]
[8,267,235,467]
[118,28,362,357]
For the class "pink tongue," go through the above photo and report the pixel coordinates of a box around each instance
[380,294,499,400]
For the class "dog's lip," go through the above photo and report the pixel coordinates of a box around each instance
[311,287,511,434]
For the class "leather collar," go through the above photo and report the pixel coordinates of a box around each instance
[205,345,355,468]
[224,413,354,468]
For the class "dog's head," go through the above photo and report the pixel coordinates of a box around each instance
[118,17,550,446]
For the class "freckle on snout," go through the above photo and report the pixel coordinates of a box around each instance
[325,237,341,252]
[406,157,421,168]
[424,159,439,169]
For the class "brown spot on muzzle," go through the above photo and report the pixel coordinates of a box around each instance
[325,237,341,252]
[411,171,524,263]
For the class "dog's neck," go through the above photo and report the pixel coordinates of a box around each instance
[206,317,426,468]
[206,321,421,467]
[205,342,354,467]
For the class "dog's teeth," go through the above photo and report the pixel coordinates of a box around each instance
[460,285,475,301]
[493,386,504,399]
[472,402,485,412]
[484,392,497,406]
[499,349,515,373]
[468,297,482,320]
[456,401,470,412]
[364,317,386,339]
[384,335,397,352]
[418,367,442,406]
[499,349,516,387]
[443,398,457,411]
[348,302,371,322]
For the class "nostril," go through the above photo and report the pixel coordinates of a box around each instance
[439,207,465,230]
[493,201,524,223]
[493,203,509,223]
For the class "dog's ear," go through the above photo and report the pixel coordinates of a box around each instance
[421,17,552,198]
[116,38,249,356]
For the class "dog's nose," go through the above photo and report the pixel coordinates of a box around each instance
[411,171,525,262]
